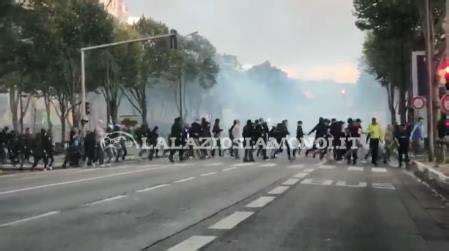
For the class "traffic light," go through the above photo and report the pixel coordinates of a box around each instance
[85,102,91,115]
[437,58,449,88]
[169,29,178,49]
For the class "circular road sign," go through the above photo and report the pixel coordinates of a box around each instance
[411,96,426,110]
[441,94,449,114]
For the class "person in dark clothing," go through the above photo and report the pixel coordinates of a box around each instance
[345,118,362,165]
[229,120,238,157]
[395,124,411,168]
[256,118,269,160]
[169,117,183,163]
[243,120,255,162]
[32,129,52,170]
[306,117,327,158]
[293,120,305,157]
[42,129,54,169]
[190,119,202,159]
[0,127,9,164]
[317,119,331,160]
[22,128,33,164]
[212,119,223,157]
[84,130,97,166]
[147,126,159,160]
[200,118,211,159]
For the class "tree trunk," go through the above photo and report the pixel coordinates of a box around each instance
[44,94,53,135]
[9,86,19,131]
[386,83,396,124]
[399,88,407,125]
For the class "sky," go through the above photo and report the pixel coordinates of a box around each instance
[125,0,364,84]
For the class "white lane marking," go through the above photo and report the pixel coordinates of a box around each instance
[372,182,396,190]
[174,177,196,183]
[204,162,223,167]
[246,196,276,208]
[259,163,277,168]
[168,235,217,251]
[336,181,367,188]
[293,172,309,179]
[268,186,290,195]
[372,167,387,173]
[0,211,60,227]
[300,178,333,186]
[348,166,364,171]
[85,195,127,206]
[173,163,191,167]
[232,163,255,167]
[287,164,304,169]
[222,167,238,172]
[318,165,335,170]
[209,211,254,230]
[136,184,170,193]
[200,172,217,177]
[283,178,300,186]
[0,166,163,196]
[303,168,315,173]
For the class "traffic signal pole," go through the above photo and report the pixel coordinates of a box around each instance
[80,33,176,132]
[425,0,435,161]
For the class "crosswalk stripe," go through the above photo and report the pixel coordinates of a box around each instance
[293,172,309,178]
[348,166,363,171]
[209,211,254,230]
[372,167,387,173]
[336,181,367,188]
[268,186,290,195]
[300,178,333,186]
[372,182,396,190]
[168,235,217,251]
[283,178,300,185]
[246,196,276,208]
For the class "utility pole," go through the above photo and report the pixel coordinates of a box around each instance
[425,0,435,161]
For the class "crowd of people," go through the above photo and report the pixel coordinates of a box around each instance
[0,116,425,170]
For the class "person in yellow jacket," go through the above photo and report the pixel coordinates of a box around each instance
[367,117,384,166]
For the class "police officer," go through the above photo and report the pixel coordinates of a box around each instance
[243,120,255,162]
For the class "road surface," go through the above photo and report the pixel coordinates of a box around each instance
[0,157,448,251]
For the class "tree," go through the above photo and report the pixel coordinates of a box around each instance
[121,17,169,126]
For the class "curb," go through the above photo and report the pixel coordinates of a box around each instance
[411,160,449,193]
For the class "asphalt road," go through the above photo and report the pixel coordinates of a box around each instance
[1,156,448,251]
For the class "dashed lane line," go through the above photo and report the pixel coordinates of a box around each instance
[282,178,301,186]
[222,167,238,172]
[209,211,254,230]
[245,196,276,208]
[318,165,335,170]
[232,163,255,167]
[173,177,196,183]
[287,164,304,169]
[84,195,128,206]
[204,162,223,167]
[167,235,217,251]
[268,185,290,195]
[136,184,170,193]
[0,166,164,196]
[258,163,277,168]
[0,211,60,228]
[303,168,315,173]
[200,172,217,177]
